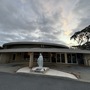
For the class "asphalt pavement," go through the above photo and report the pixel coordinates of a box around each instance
[0,72,90,90]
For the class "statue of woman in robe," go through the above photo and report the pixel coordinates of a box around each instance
[37,53,43,68]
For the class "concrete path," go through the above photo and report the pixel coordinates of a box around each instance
[17,67,77,79]
[0,72,90,90]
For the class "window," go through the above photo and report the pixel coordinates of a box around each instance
[61,54,65,63]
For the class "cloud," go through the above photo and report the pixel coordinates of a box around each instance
[0,0,64,46]
[70,0,90,35]
[0,0,90,46]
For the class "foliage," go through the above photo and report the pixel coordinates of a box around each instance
[81,42,90,50]
[70,25,90,45]
[73,42,90,50]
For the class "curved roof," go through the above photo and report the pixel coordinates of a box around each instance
[3,41,68,49]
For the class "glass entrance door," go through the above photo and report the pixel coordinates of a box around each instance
[56,53,65,63]
[61,54,65,63]
[57,54,60,62]
[72,54,77,63]
[67,53,77,64]
[51,53,56,63]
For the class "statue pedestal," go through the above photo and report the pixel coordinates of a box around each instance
[31,67,49,73]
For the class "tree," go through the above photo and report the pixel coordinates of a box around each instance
[70,25,90,45]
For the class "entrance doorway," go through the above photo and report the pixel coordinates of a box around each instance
[67,53,77,64]
[12,54,16,61]
[51,53,56,63]
[77,54,84,65]
[24,52,30,61]
[56,53,65,63]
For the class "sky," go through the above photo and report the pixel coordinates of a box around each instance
[0,0,90,46]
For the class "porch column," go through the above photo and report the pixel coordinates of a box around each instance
[84,54,90,66]
[65,53,68,64]
[29,52,33,68]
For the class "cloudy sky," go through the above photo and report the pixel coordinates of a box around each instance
[0,0,90,46]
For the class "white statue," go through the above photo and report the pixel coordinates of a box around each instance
[37,53,43,68]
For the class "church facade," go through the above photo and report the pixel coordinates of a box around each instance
[0,42,90,67]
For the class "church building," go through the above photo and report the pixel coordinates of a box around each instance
[0,42,90,67]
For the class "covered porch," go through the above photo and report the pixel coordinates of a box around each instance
[0,52,81,68]
[0,48,90,67]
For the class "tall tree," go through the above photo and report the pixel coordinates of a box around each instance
[70,25,90,45]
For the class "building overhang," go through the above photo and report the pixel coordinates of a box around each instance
[0,48,90,54]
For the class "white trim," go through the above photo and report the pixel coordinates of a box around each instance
[1,48,90,54]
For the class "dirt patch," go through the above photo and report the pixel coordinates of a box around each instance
[70,72,81,79]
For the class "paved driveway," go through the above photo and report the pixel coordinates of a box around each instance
[0,72,90,90]
[0,63,24,73]
[51,65,90,82]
